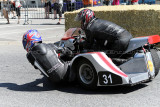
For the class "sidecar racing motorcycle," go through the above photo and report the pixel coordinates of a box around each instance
[27,28,160,89]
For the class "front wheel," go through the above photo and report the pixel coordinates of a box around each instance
[76,59,98,90]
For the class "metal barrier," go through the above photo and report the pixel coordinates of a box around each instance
[0,0,156,21]
[0,0,102,20]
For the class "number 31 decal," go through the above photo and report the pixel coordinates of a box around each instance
[103,74,113,84]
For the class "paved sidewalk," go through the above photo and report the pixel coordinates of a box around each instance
[0,18,65,45]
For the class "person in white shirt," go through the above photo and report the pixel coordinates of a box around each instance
[15,0,22,24]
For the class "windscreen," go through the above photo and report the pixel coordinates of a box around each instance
[62,28,85,40]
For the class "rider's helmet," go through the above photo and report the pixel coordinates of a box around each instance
[74,9,95,30]
[22,29,42,52]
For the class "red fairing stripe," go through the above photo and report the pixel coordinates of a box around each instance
[58,53,61,57]
[96,52,128,77]
[61,37,74,40]
[148,35,160,44]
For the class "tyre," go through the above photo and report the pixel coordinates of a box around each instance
[150,49,160,76]
[76,59,98,90]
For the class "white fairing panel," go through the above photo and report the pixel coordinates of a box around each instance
[71,52,129,86]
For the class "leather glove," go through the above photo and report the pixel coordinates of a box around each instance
[57,47,73,57]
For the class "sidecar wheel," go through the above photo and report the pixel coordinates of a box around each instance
[150,49,160,76]
[76,59,98,89]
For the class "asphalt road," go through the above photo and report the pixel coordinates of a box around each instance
[0,19,160,107]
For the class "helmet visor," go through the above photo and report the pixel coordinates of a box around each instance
[74,14,82,21]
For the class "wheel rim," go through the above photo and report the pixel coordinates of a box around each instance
[79,63,94,84]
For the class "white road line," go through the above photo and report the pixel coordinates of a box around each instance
[0,27,64,36]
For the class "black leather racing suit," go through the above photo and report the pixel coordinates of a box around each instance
[84,18,133,52]
[27,43,71,83]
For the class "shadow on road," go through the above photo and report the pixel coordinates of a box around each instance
[0,77,55,91]
[57,83,148,95]
[0,76,148,94]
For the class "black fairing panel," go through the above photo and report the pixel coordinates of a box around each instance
[124,37,148,54]
[30,43,66,82]
[119,57,147,74]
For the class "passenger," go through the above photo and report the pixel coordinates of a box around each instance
[22,29,71,82]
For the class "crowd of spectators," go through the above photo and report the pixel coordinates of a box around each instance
[41,0,64,24]
[0,0,153,24]
[83,0,140,6]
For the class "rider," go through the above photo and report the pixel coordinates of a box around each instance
[75,9,133,56]
[22,29,71,83]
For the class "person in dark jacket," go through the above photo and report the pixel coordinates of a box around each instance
[75,9,133,56]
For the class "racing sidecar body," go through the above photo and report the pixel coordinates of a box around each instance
[31,28,160,89]
[57,28,160,89]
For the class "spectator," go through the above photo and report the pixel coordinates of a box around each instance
[52,0,57,19]
[131,0,139,5]
[142,0,145,4]
[104,0,111,5]
[15,0,22,24]
[0,2,1,10]
[108,0,113,5]
[82,0,93,7]
[122,0,128,5]
[2,0,10,24]
[10,0,16,19]
[127,0,131,5]
[66,0,75,11]
[53,0,63,25]
[112,0,120,5]
[42,0,52,19]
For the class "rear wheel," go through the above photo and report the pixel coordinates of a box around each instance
[150,49,160,76]
[76,59,98,90]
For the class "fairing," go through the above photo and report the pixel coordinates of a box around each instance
[71,52,156,86]
[71,52,130,86]
[125,35,160,54]
[62,28,84,40]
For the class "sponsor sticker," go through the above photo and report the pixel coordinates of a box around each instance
[147,61,154,72]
